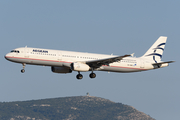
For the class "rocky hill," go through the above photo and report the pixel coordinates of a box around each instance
[0,96,155,120]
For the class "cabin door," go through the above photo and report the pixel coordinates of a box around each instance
[140,60,145,68]
[24,47,29,58]
[57,52,62,61]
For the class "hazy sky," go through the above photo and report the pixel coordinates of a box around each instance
[1,1,179,120]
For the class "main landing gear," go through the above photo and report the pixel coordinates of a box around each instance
[76,72,96,80]
[76,72,83,79]
[21,63,26,73]
[89,72,96,78]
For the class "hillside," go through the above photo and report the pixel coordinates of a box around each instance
[0,96,155,120]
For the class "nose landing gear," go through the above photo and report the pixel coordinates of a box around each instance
[21,63,26,73]
[21,69,25,73]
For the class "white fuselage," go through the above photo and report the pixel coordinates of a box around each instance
[5,47,161,73]
[4,36,173,79]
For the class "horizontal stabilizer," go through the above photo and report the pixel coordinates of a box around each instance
[152,61,175,65]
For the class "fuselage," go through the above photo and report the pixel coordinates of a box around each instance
[4,36,173,79]
[5,47,159,73]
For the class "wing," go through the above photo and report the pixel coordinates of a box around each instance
[84,54,131,68]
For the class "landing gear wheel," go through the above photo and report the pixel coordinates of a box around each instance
[89,73,96,78]
[21,63,26,73]
[76,74,83,80]
[21,69,25,73]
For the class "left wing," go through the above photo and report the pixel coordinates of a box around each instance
[84,54,131,68]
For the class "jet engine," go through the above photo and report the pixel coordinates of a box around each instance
[71,62,90,72]
[51,66,72,73]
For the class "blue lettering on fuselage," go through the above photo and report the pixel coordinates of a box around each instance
[33,49,48,53]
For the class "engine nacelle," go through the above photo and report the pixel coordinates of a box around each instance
[71,62,90,72]
[51,66,72,74]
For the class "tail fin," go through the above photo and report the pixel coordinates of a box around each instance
[141,36,167,62]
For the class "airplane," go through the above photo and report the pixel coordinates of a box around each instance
[5,36,174,79]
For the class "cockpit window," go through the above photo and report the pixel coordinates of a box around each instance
[10,50,20,53]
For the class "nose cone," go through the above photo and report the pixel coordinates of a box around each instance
[4,53,10,60]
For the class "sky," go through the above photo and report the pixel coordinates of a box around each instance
[0,1,179,120]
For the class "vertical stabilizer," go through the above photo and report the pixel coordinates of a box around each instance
[141,36,167,62]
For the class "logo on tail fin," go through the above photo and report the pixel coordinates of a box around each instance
[146,43,166,63]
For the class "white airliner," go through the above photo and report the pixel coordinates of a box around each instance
[5,36,174,79]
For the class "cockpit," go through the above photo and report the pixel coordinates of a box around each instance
[10,50,20,53]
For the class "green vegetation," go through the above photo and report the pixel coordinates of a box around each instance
[0,96,155,120]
